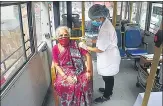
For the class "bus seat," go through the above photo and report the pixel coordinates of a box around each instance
[115,26,127,58]
[124,26,148,58]
[124,26,148,69]
[126,49,147,56]
[51,62,59,106]
[119,49,127,57]
[115,26,122,47]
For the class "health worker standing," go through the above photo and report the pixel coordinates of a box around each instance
[79,4,121,104]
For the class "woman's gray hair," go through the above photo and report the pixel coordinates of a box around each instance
[55,26,71,39]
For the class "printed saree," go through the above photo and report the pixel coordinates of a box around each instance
[53,41,93,106]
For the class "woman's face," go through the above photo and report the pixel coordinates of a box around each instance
[58,29,69,39]
[58,29,70,47]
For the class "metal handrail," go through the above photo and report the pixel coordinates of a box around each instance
[1,46,23,64]
[2,53,24,76]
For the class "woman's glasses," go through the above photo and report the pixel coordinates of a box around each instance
[58,34,69,38]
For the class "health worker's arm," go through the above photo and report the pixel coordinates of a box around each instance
[87,46,104,53]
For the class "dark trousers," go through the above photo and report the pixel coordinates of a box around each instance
[102,76,114,98]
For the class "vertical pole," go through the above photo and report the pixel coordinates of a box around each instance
[112,1,117,27]
[142,45,162,106]
[67,1,72,29]
[82,1,85,37]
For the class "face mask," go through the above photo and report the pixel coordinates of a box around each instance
[92,21,102,27]
[58,37,70,47]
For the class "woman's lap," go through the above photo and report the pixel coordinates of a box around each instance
[53,72,93,105]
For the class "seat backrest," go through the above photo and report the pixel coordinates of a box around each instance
[115,26,122,48]
[125,26,142,48]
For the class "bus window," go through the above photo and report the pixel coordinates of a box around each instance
[59,2,67,26]
[1,3,34,89]
[121,2,127,20]
[71,2,82,37]
[72,2,82,28]
[139,2,147,30]
[21,3,32,57]
[34,2,42,47]
[131,2,137,23]
[116,2,122,23]
[149,3,162,34]
[84,1,114,35]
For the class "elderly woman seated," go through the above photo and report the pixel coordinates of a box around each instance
[52,26,93,106]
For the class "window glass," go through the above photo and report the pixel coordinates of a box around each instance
[1,5,26,88]
[121,2,127,20]
[131,2,137,23]
[93,1,114,18]
[85,2,98,35]
[1,3,34,89]
[116,2,122,22]
[60,2,67,26]
[149,3,162,34]
[117,2,121,15]
[139,2,147,30]
[21,4,32,57]
[21,4,29,41]
[84,1,114,35]
[71,2,82,37]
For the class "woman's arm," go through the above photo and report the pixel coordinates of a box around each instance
[79,42,103,53]
[85,52,93,77]
[53,62,66,77]
[87,46,104,53]
[52,45,66,77]
[53,62,75,83]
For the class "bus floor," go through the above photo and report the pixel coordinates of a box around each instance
[44,60,144,106]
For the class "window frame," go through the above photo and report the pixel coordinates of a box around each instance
[0,2,35,91]
[148,2,162,34]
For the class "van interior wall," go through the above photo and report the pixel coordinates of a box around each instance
[1,45,51,106]
[40,2,53,67]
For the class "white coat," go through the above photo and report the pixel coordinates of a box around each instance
[96,18,121,76]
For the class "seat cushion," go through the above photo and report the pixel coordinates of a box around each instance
[119,49,126,57]
[126,49,148,56]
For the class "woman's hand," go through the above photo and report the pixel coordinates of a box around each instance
[66,76,76,84]
[86,72,92,80]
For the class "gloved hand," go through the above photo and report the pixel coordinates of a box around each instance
[86,38,92,46]
[78,42,88,50]
[79,37,92,46]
